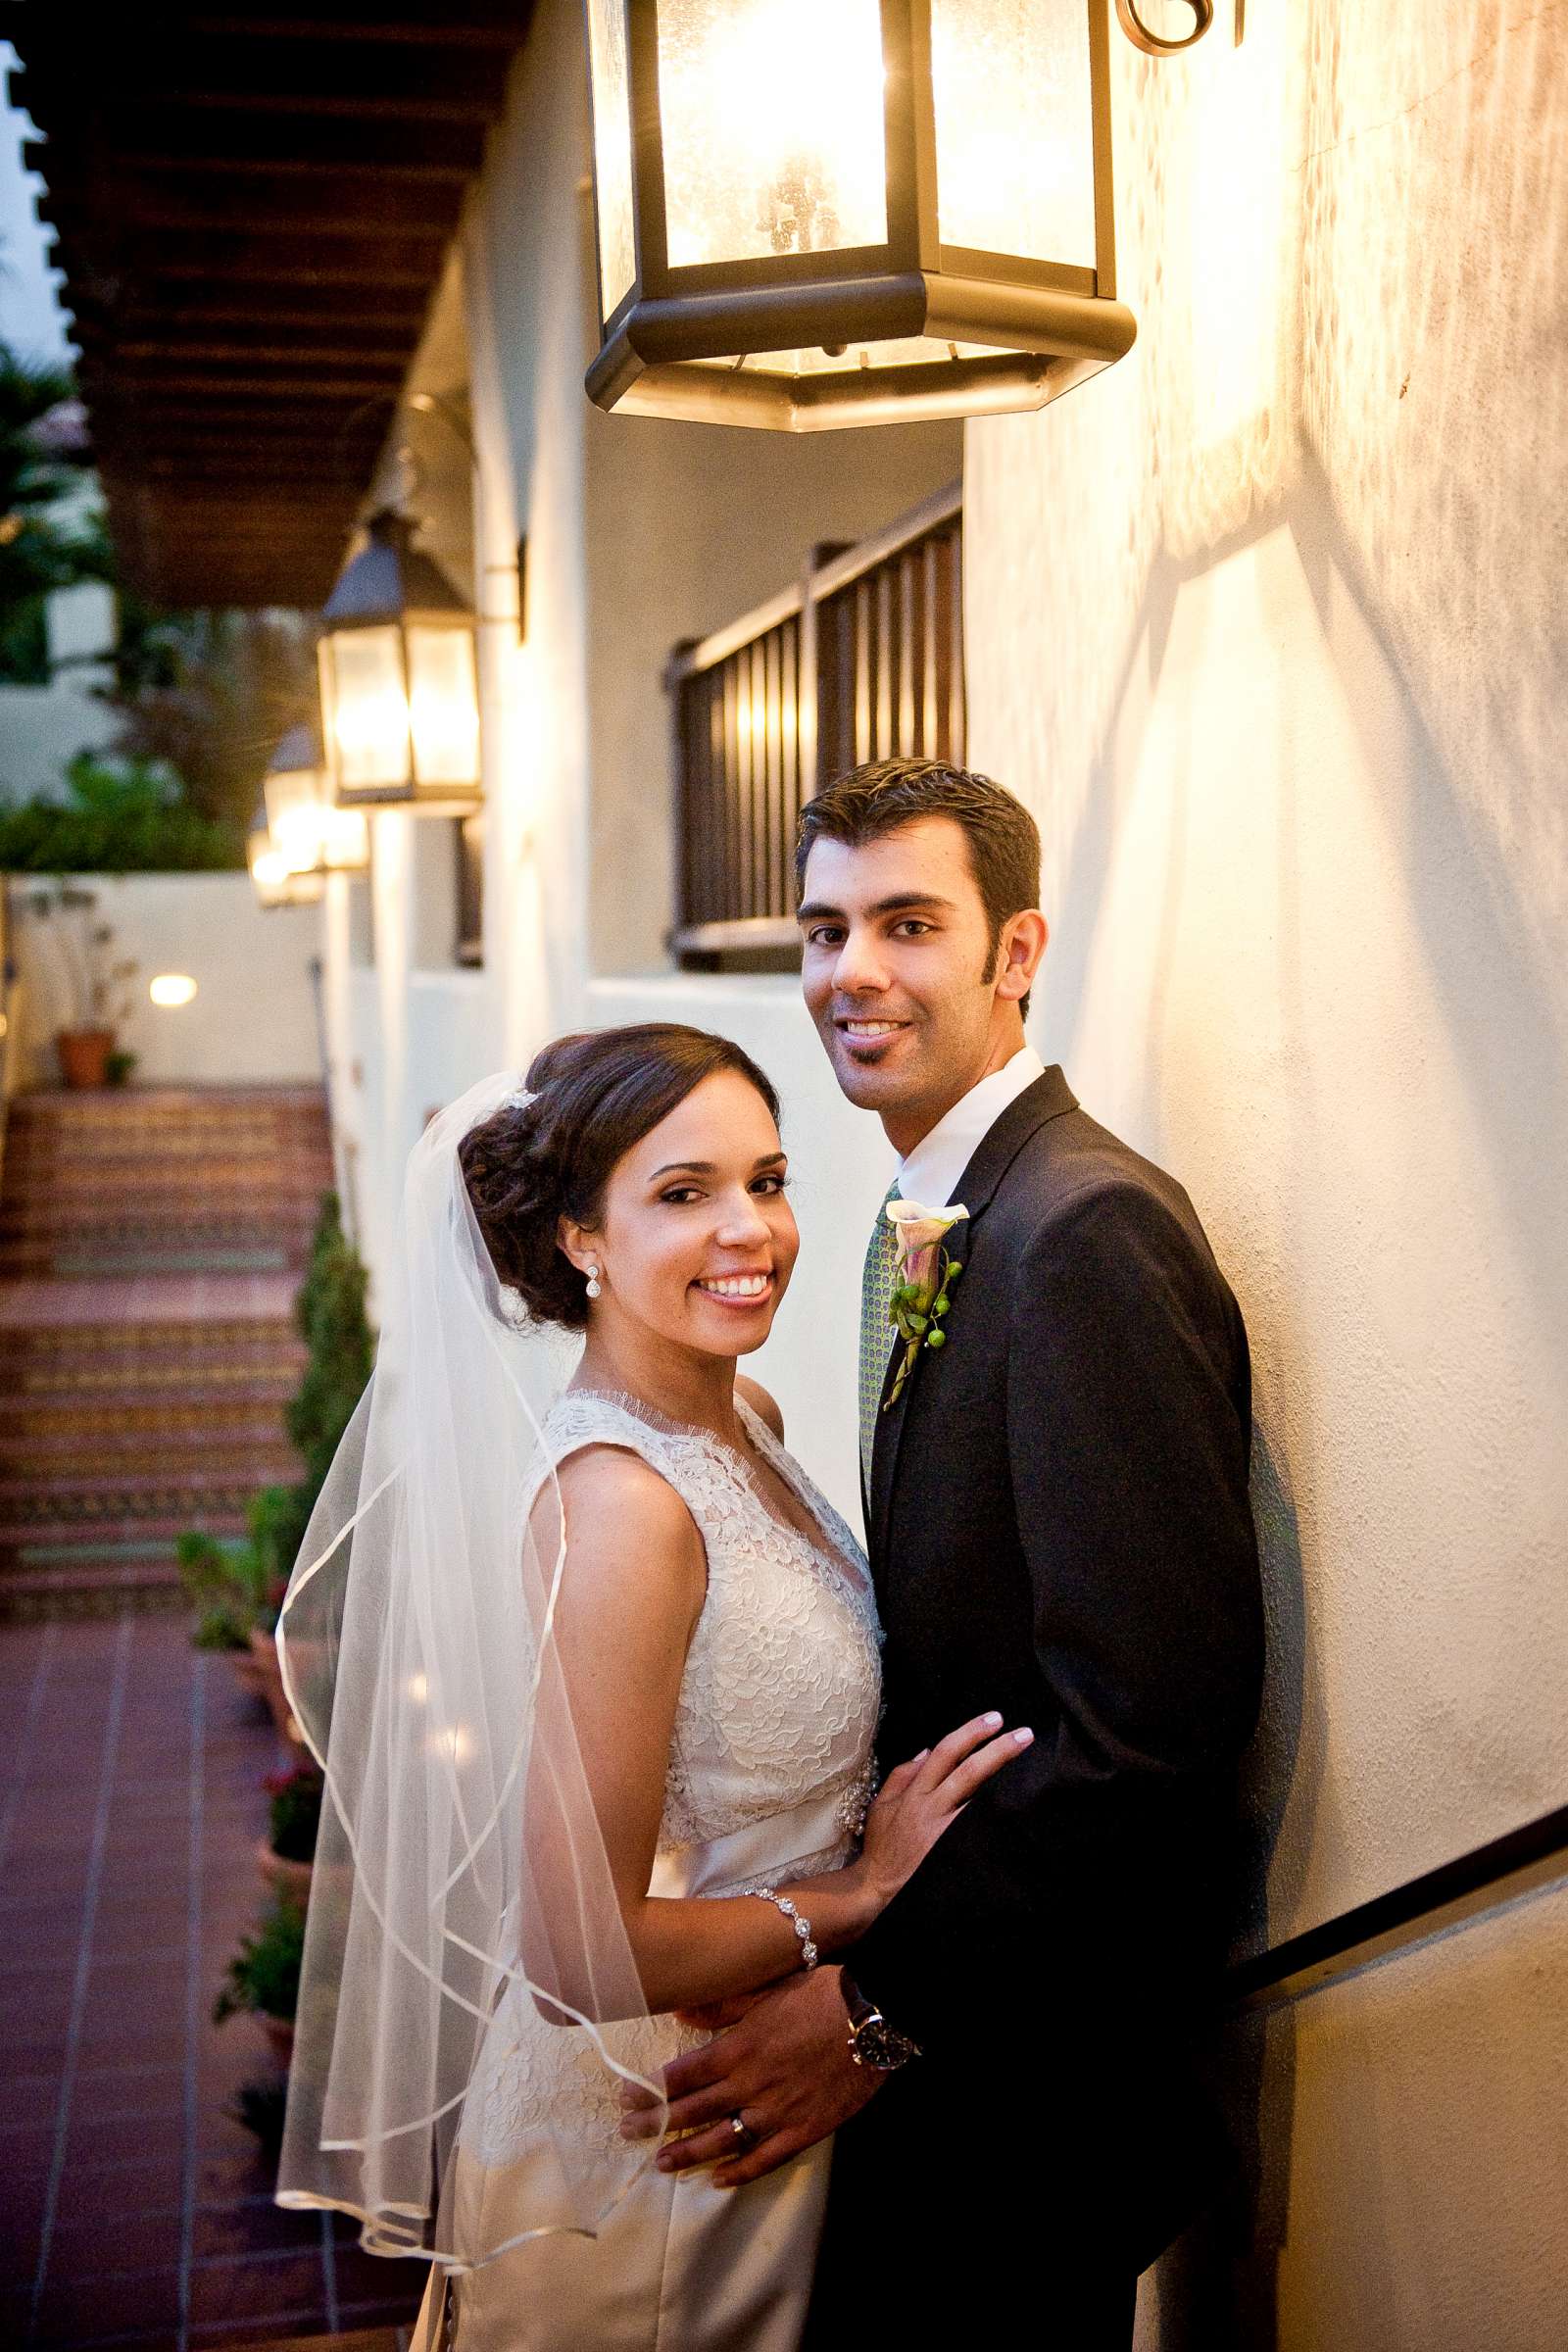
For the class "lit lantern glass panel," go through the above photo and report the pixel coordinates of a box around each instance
[930,0,1098,270]
[583,0,1134,430]
[587,0,637,316]
[407,624,482,791]
[248,805,323,910]
[321,626,408,798]
[317,512,480,812]
[654,0,887,270]
[264,729,369,876]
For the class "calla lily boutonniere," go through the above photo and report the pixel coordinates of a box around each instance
[883,1199,968,1414]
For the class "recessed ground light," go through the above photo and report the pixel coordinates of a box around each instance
[149,973,198,1007]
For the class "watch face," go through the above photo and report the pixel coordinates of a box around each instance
[854,2017,916,2070]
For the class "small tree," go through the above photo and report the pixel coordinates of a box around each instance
[0,347,108,684]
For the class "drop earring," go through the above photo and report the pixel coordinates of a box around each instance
[585,1262,602,1299]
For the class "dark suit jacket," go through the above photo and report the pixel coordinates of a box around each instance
[830,1067,1263,2286]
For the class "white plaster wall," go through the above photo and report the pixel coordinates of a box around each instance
[9,871,321,1087]
[959,7,1568,2338]
[963,0,1568,1951]
[0,580,119,801]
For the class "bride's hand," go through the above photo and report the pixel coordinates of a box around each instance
[858,1711,1033,1911]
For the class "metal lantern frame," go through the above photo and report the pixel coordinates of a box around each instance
[318,508,481,814]
[583,0,1136,430]
[263,722,370,878]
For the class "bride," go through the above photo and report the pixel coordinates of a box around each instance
[274,1022,1026,2349]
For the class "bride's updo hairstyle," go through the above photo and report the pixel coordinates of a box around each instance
[460,1022,780,1331]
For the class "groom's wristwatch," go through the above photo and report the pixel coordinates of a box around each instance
[842,1977,921,2073]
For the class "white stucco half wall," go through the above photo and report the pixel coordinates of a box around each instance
[9,871,323,1088]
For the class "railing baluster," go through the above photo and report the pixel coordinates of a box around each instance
[781,615,800,898]
[922,534,941,755]
[903,548,911,753]
[948,524,966,764]
[710,667,728,921]
[875,561,894,759]
[854,577,873,766]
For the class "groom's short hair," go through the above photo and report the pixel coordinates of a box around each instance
[796,758,1042,969]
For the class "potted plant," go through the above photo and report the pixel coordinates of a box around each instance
[259,1762,322,1907]
[176,1526,272,1694]
[24,883,139,1088]
[214,1893,305,2068]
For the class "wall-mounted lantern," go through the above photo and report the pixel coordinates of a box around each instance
[318,509,480,811]
[264,723,370,878]
[248,805,323,911]
[582,0,1136,429]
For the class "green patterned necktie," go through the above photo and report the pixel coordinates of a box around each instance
[858,1183,902,1489]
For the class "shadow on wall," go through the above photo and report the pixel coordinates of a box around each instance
[1150,1418,1306,2352]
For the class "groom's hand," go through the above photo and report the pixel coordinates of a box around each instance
[622,1965,886,2186]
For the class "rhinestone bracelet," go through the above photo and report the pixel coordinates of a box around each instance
[745,1885,818,1971]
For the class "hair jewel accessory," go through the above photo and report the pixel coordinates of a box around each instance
[497,1283,529,1328]
[503,1084,536,1112]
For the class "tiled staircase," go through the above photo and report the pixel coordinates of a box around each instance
[0,1086,331,1619]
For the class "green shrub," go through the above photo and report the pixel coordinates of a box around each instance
[0,753,244,872]
[230,2077,288,2154]
[214,1895,305,2026]
[287,1194,374,1494]
[177,1528,271,1648]
[181,1193,374,1652]
[266,1763,323,1864]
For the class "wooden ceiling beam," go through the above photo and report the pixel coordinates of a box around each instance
[184,10,523,48]
[15,40,507,121]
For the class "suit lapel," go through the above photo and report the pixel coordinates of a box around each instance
[867,1066,1078,1569]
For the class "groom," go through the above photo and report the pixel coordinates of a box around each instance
[653,760,1263,2343]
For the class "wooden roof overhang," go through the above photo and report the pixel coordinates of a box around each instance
[7,5,530,609]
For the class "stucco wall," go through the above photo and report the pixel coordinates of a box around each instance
[956,8,1565,2342]
[9,871,321,1087]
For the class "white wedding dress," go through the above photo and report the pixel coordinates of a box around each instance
[419,1388,881,2352]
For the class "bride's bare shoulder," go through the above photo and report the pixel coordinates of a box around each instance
[531,1442,704,1584]
[734,1375,784,1441]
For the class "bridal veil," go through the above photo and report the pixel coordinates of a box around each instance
[274,1071,665,2270]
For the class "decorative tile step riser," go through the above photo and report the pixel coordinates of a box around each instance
[0,1394,296,1434]
[0,1183,329,1213]
[0,1456,297,1499]
[0,1210,326,1243]
[0,1513,252,1548]
[0,1578,188,1624]
[2,1319,306,1354]
[1,1439,299,1480]
[0,1369,304,1407]
[0,1250,306,1277]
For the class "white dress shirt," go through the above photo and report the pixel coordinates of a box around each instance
[893,1044,1046,1210]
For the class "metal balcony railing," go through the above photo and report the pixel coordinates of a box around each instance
[665,480,963,964]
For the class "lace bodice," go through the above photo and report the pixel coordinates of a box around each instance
[462,1390,880,2170]
[540,1389,880,1870]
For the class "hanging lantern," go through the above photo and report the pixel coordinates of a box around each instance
[264,724,369,877]
[582,0,1135,430]
[248,804,323,910]
[318,510,481,811]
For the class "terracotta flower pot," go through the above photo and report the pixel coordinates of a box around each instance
[257,1837,314,1909]
[248,1628,308,1752]
[262,2015,296,2069]
[57,1028,116,1089]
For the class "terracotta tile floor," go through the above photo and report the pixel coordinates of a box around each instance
[0,1614,424,2350]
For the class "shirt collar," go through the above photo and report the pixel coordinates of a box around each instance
[894,1045,1046,1211]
